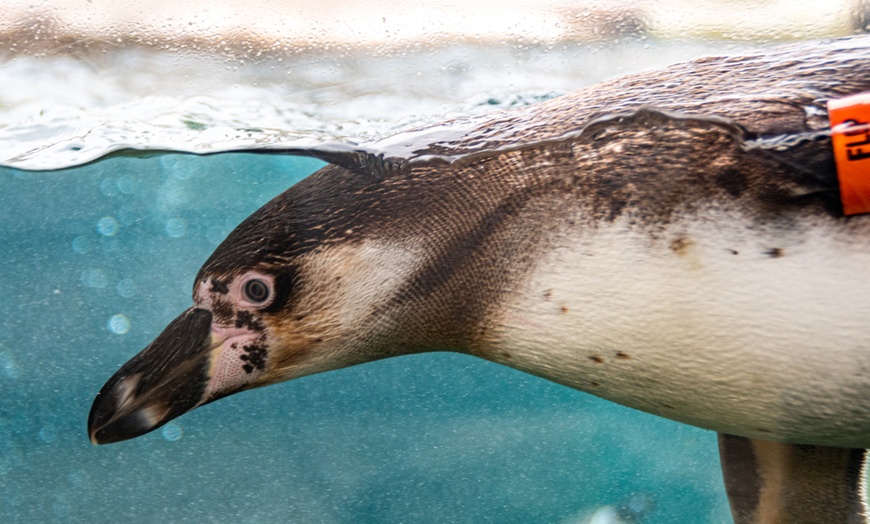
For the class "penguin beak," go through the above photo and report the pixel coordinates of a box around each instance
[88,308,214,445]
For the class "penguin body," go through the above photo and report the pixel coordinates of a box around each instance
[89,37,870,523]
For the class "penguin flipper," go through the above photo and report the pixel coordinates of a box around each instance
[718,433,868,523]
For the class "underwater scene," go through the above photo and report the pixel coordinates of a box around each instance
[1,1,867,522]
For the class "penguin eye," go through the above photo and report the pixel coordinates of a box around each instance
[243,278,270,304]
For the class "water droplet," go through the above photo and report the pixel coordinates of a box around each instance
[116,174,136,194]
[165,218,187,238]
[38,426,57,444]
[157,184,189,210]
[161,422,183,442]
[99,177,118,197]
[588,506,618,524]
[116,279,136,298]
[97,216,119,236]
[80,268,108,288]
[71,235,92,254]
[108,314,130,335]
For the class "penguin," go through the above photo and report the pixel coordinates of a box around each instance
[89,36,870,523]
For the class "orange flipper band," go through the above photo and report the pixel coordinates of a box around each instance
[829,93,870,216]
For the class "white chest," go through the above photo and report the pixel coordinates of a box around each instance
[485,213,870,447]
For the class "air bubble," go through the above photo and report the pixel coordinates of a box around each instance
[67,470,88,488]
[99,178,118,196]
[116,174,136,194]
[587,506,618,524]
[71,235,92,254]
[97,216,119,236]
[108,314,130,335]
[116,278,136,298]
[38,426,57,444]
[165,218,187,238]
[80,268,108,288]
[0,351,20,379]
[157,184,189,209]
[162,422,183,442]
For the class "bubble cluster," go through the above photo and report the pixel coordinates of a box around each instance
[96,216,119,236]
[108,314,131,335]
[161,422,183,442]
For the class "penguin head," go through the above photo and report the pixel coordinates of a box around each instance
[87,165,427,444]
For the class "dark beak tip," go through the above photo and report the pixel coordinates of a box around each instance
[87,307,214,444]
[86,379,128,444]
[87,405,167,445]
[87,381,165,445]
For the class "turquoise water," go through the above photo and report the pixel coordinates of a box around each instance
[1,152,729,522]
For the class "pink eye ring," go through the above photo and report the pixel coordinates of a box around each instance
[243,278,270,304]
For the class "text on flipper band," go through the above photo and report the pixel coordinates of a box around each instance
[829,93,870,216]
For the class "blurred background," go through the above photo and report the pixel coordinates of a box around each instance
[2,0,867,51]
[1,1,867,523]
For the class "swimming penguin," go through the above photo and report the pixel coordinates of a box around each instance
[89,36,870,523]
